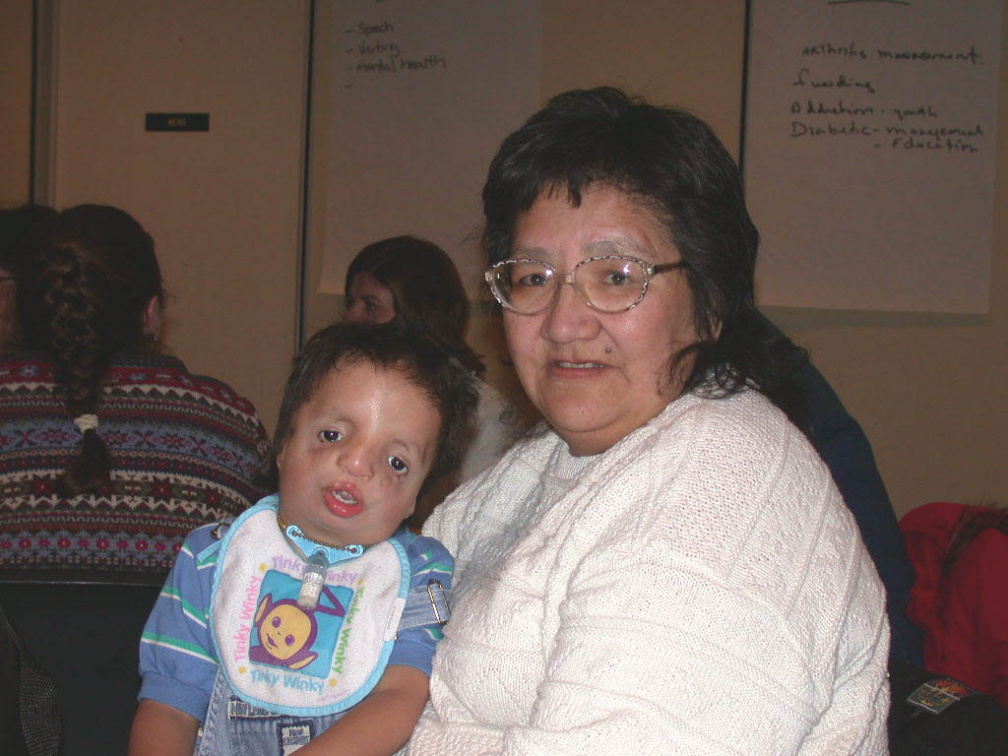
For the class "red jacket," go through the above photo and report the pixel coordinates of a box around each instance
[901,501,1008,708]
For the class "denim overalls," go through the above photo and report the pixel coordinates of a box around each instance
[197,499,449,755]
[194,669,344,756]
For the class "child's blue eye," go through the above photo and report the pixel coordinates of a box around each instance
[318,430,342,443]
[387,456,408,474]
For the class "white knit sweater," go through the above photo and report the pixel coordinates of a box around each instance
[458,381,522,482]
[407,389,890,755]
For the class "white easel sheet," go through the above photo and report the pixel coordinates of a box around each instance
[320,0,542,296]
[744,0,1001,313]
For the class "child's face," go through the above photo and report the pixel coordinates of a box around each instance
[276,359,441,547]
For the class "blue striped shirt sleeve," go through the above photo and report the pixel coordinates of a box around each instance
[388,529,454,676]
[137,524,221,722]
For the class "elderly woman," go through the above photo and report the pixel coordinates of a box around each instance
[406,88,889,754]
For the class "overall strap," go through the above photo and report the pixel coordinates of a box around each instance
[397,580,451,633]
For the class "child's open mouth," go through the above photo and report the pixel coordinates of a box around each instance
[325,487,363,518]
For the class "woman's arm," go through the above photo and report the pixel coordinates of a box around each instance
[128,699,200,756]
[297,665,431,756]
[505,546,883,754]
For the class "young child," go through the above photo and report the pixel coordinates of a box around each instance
[129,322,478,756]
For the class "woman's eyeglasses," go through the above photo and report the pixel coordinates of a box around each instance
[484,255,687,315]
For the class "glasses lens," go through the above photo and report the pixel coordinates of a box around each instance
[492,261,554,313]
[576,257,647,312]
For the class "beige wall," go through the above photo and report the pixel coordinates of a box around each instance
[3,0,1005,515]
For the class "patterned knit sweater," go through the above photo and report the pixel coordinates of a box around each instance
[0,353,270,574]
[407,389,890,755]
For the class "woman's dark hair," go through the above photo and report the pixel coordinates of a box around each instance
[481,86,803,412]
[17,204,164,495]
[0,203,57,276]
[1,204,57,349]
[345,235,485,374]
[943,504,1008,576]
[265,321,479,496]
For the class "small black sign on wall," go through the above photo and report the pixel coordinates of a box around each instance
[145,113,210,132]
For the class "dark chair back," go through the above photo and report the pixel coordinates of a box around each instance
[0,573,164,755]
[889,661,1008,755]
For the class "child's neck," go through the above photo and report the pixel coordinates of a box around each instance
[276,512,364,556]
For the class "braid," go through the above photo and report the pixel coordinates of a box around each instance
[18,204,163,496]
[27,246,113,494]
[36,249,108,408]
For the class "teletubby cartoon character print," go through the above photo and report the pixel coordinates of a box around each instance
[210,499,410,716]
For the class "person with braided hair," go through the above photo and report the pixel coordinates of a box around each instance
[0,204,270,575]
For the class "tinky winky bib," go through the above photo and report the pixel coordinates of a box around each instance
[209,498,410,717]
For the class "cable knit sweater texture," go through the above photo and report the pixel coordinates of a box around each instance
[406,389,890,755]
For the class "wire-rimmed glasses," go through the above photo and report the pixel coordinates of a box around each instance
[484,255,688,315]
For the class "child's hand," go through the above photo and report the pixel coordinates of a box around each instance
[128,699,200,756]
[294,664,431,756]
